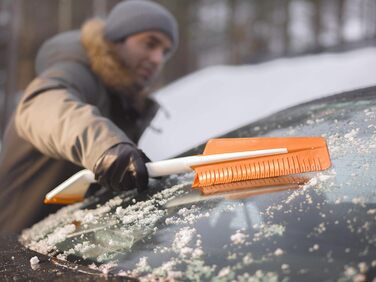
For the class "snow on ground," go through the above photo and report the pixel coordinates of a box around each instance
[139,47,376,160]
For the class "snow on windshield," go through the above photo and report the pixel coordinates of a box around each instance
[20,95,376,280]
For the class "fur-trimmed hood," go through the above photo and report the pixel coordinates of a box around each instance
[80,18,137,95]
[35,18,155,113]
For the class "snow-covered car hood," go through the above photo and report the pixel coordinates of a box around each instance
[140,48,376,160]
[21,86,376,281]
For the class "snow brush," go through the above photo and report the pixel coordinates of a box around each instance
[44,137,331,204]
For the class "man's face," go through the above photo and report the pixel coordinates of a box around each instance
[114,31,173,89]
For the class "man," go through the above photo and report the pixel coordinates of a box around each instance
[0,0,178,233]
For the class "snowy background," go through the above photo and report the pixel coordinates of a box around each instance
[140,47,376,160]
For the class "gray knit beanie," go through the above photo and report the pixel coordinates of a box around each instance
[104,0,178,51]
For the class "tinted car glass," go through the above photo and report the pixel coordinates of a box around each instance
[21,86,376,281]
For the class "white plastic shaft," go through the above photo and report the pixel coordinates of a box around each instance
[45,169,95,201]
[45,148,288,201]
[145,148,287,177]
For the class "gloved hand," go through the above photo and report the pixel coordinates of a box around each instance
[93,143,150,192]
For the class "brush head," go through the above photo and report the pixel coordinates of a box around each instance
[192,137,331,193]
[200,175,309,196]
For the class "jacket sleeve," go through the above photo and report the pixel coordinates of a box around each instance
[15,61,133,171]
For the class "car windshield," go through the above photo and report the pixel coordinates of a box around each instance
[21,87,376,281]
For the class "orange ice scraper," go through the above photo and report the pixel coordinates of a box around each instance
[44,137,331,204]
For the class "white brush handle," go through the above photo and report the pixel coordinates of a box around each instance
[45,169,95,201]
[146,148,287,177]
[45,148,287,202]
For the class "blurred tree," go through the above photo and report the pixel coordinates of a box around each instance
[281,0,291,55]
[365,0,376,39]
[336,0,345,44]
[92,0,107,17]
[156,0,198,85]
[228,0,241,63]
[247,1,272,59]
[312,0,322,50]
[0,0,12,139]
[18,1,59,88]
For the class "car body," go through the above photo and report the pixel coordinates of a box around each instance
[13,85,376,281]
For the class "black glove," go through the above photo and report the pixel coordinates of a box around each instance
[93,143,150,192]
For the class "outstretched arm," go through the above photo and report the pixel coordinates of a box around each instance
[15,61,132,171]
